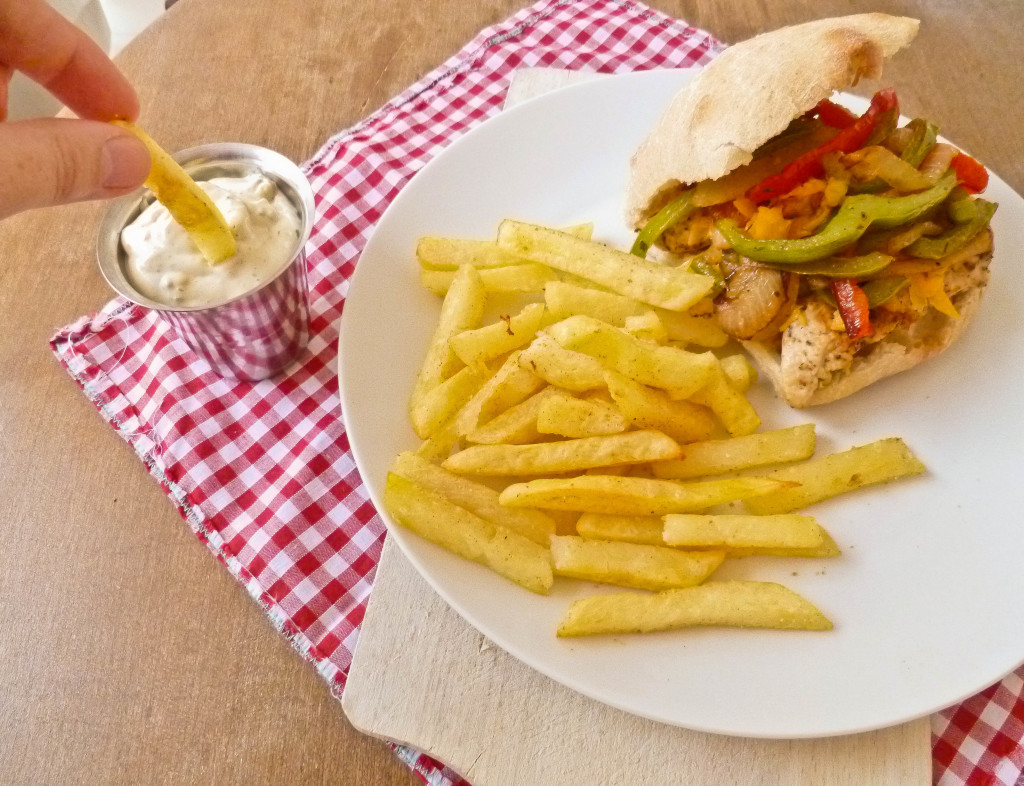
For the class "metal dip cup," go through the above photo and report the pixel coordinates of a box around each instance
[97,142,315,381]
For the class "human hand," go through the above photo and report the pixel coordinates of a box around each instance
[0,0,151,219]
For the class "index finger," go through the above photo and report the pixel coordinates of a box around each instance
[0,0,138,121]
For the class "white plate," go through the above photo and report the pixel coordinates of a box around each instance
[339,69,1024,738]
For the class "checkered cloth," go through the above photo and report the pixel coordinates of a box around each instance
[51,1,1023,784]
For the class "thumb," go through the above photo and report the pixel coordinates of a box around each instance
[0,118,150,219]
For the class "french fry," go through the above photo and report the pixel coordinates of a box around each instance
[718,531,842,559]
[391,451,555,545]
[547,315,717,398]
[497,220,714,311]
[410,365,492,440]
[550,536,724,591]
[556,581,833,637]
[575,513,664,545]
[409,264,486,414]
[466,387,561,445]
[498,475,797,515]
[720,354,758,393]
[442,430,680,476]
[662,514,829,551]
[418,224,594,271]
[450,302,546,369]
[655,308,729,348]
[417,237,528,270]
[385,473,553,594]
[577,512,839,557]
[622,310,668,343]
[688,362,761,436]
[744,437,926,515]
[519,334,607,392]
[113,121,237,264]
[650,424,817,480]
[604,370,717,444]
[559,222,595,240]
[418,350,544,460]
[535,391,628,438]
[544,280,650,325]
[420,263,558,296]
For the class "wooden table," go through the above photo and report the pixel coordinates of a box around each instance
[1,0,1019,783]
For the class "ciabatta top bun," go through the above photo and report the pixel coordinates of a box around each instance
[626,14,996,407]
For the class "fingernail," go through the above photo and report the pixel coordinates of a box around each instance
[101,134,150,190]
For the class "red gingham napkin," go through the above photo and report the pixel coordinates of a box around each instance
[50,1,1023,784]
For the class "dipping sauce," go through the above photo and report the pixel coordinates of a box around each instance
[121,172,302,308]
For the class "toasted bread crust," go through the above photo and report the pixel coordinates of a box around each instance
[625,14,919,227]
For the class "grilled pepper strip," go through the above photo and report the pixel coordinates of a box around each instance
[850,118,938,194]
[905,199,997,259]
[819,277,908,309]
[861,277,909,308]
[716,172,956,264]
[747,89,899,203]
[832,279,874,339]
[812,99,856,129]
[685,254,725,296]
[901,119,939,168]
[950,152,989,194]
[631,188,697,257]
[761,252,893,278]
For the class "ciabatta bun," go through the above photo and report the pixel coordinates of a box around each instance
[625,14,919,228]
[626,14,995,408]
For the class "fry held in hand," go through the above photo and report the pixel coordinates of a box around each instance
[114,121,237,264]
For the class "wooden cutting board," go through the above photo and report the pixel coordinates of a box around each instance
[344,540,930,785]
[341,69,932,785]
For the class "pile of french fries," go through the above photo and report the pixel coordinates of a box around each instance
[384,220,925,638]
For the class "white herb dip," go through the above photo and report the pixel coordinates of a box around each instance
[121,172,301,308]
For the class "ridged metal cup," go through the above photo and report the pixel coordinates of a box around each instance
[97,142,315,381]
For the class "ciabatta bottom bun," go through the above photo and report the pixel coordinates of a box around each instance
[741,229,993,407]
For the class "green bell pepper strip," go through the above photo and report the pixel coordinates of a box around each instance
[760,252,893,278]
[904,199,996,259]
[946,187,978,223]
[684,254,725,297]
[630,188,697,257]
[849,118,937,194]
[862,277,909,308]
[901,119,939,168]
[715,172,956,265]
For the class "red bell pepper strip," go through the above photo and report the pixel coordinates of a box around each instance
[747,89,900,204]
[812,99,857,129]
[950,152,989,194]
[831,279,874,339]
